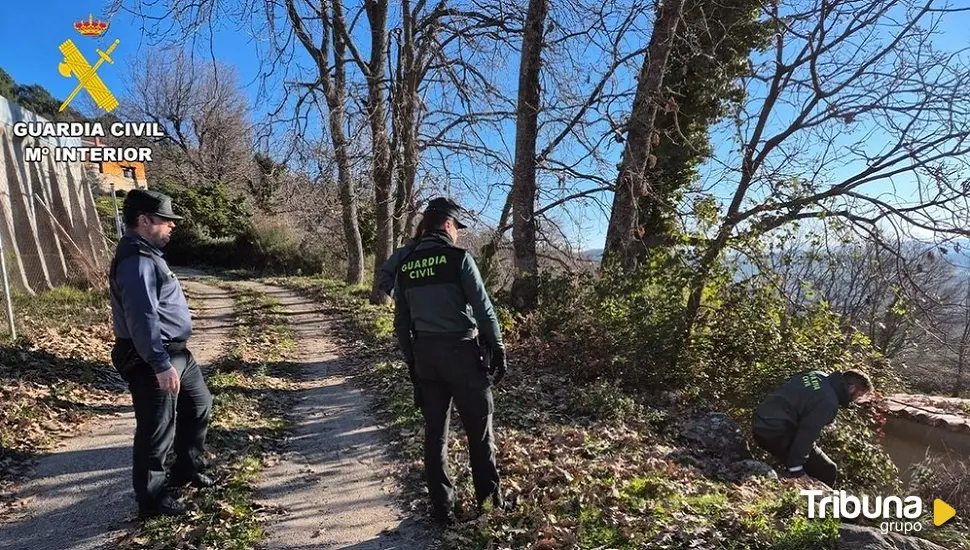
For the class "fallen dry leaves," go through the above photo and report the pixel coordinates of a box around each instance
[280,277,857,550]
[0,289,122,518]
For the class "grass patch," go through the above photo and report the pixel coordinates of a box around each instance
[129,284,299,550]
[907,455,970,548]
[13,285,111,328]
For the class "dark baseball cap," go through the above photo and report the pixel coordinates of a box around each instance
[123,189,183,220]
[425,197,467,229]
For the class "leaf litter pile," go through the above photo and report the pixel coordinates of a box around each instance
[280,277,853,550]
[0,287,124,516]
[119,285,300,550]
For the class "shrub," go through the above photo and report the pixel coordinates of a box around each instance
[820,407,900,492]
[136,181,339,277]
[514,249,901,494]
[909,454,970,519]
[152,180,250,240]
[93,194,121,239]
[131,181,249,267]
[234,220,334,276]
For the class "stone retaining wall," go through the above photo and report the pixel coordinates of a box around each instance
[882,393,970,481]
[0,95,107,293]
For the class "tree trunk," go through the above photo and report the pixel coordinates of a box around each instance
[509,0,548,312]
[602,0,686,271]
[332,8,364,284]
[677,224,733,367]
[285,0,363,284]
[955,279,970,397]
[365,0,395,304]
[337,136,364,284]
[393,0,420,249]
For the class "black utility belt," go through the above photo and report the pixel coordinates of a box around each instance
[115,338,188,352]
[413,329,478,341]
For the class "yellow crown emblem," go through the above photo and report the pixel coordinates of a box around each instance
[74,14,109,37]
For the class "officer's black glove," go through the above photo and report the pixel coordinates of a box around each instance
[406,359,418,385]
[489,346,507,385]
[405,359,423,409]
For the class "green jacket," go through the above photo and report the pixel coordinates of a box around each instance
[752,371,851,469]
[393,230,503,364]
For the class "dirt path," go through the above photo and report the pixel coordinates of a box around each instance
[239,281,431,550]
[0,274,235,550]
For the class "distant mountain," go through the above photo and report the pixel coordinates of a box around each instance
[574,239,970,271]
[580,249,603,262]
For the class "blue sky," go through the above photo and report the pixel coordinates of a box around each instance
[0,0,616,249]
[3,1,970,253]
[0,2,265,112]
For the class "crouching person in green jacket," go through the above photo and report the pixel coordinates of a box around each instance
[751,370,873,487]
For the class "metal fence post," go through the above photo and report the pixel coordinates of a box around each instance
[0,228,16,340]
[110,182,122,238]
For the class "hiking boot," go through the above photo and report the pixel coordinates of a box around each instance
[477,491,514,515]
[431,507,457,526]
[431,501,463,527]
[138,494,187,520]
[168,472,216,489]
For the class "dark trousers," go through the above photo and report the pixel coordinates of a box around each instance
[112,342,212,508]
[413,334,500,513]
[752,429,838,487]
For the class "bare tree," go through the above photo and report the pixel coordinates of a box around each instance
[283,0,366,284]
[477,0,655,286]
[336,0,395,301]
[388,1,516,246]
[672,0,970,364]
[761,230,960,360]
[507,0,549,311]
[122,50,254,187]
[114,0,370,284]
[390,0,423,245]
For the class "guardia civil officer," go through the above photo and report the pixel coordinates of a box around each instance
[393,197,509,525]
[109,190,214,519]
[751,370,873,487]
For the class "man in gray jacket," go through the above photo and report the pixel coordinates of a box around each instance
[751,370,873,487]
[109,190,214,519]
[393,197,508,525]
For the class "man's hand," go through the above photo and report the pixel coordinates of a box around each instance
[156,366,180,394]
[412,384,424,409]
[489,347,508,385]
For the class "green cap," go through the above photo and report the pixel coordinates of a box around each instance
[425,197,467,229]
[123,189,182,220]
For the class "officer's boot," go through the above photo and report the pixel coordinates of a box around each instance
[138,492,187,519]
[432,500,461,526]
[477,490,514,515]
